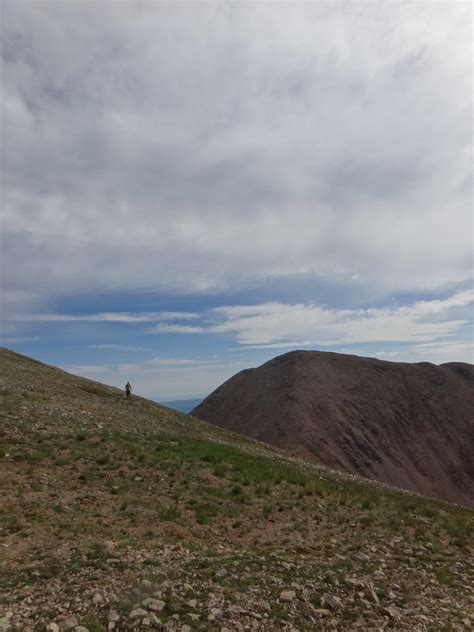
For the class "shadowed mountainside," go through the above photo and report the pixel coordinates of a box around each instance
[193,350,474,507]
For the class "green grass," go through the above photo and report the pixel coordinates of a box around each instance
[4,429,474,533]
[195,503,220,524]
[158,505,181,522]
[1,351,473,632]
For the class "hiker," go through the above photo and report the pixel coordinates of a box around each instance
[125,381,132,400]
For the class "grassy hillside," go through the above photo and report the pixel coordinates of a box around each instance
[0,349,473,631]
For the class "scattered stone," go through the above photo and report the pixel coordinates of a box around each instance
[130,608,148,619]
[108,611,120,623]
[383,606,399,619]
[322,595,343,609]
[0,614,13,632]
[2,348,473,632]
[142,598,165,612]
[210,608,223,618]
[61,615,78,630]
[0,618,11,632]
[148,614,162,626]
[187,614,200,621]
[366,585,380,605]
[313,609,331,617]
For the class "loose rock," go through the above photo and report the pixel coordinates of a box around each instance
[61,615,78,630]
[323,595,343,609]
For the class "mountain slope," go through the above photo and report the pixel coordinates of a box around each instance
[0,348,473,631]
[192,350,474,507]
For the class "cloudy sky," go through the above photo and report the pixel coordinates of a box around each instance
[1,1,472,400]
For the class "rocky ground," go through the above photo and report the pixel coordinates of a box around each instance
[0,349,473,631]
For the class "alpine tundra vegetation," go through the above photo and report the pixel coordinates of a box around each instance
[0,349,473,631]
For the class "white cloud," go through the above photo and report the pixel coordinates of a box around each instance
[402,290,474,316]
[19,312,157,323]
[87,344,146,351]
[1,1,472,315]
[152,290,473,348]
[12,291,472,353]
[210,290,473,345]
[147,357,198,366]
[16,311,197,324]
[155,312,199,321]
[148,325,207,334]
[370,340,474,365]
[213,303,293,318]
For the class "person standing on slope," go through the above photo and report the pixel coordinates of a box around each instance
[125,381,132,401]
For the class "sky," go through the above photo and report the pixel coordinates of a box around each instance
[1,1,473,400]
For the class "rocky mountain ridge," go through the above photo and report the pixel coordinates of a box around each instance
[193,350,474,507]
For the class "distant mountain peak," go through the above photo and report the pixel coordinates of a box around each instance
[193,350,474,507]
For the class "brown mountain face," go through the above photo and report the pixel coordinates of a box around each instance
[193,350,474,507]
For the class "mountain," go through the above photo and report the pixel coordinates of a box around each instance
[1,348,473,631]
[192,350,474,508]
[160,398,202,413]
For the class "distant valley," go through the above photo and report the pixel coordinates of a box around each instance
[159,398,202,413]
